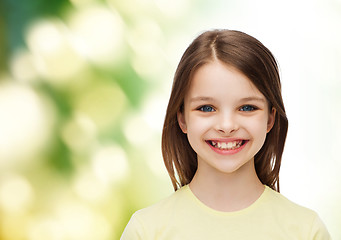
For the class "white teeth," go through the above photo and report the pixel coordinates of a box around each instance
[211,140,243,150]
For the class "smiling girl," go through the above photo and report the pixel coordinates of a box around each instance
[121,29,331,239]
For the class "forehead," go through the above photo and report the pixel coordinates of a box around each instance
[186,61,265,101]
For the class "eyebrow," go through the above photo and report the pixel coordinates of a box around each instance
[238,97,266,103]
[189,96,266,103]
[189,96,215,103]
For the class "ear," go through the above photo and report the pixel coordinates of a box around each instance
[267,107,276,133]
[177,110,187,134]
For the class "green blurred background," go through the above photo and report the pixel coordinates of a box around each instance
[0,0,340,239]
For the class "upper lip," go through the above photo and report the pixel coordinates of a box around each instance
[206,138,247,143]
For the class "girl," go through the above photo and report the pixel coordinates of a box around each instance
[121,29,331,239]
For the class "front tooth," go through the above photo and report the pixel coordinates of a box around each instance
[231,141,240,149]
[214,141,243,149]
[219,142,226,149]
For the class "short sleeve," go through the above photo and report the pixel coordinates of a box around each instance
[309,214,332,240]
[120,212,146,240]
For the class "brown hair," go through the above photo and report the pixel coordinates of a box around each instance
[161,29,288,192]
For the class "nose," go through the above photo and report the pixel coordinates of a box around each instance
[214,111,239,134]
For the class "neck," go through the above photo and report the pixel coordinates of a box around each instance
[189,159,264,212]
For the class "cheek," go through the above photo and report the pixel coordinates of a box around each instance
[249,116,269,139]
[185,115,212,143]
[187,115,213,132]
[242,114,267,132]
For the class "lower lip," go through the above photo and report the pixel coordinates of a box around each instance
[206,141,248,155]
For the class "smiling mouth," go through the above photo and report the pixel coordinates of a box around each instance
[207,140,247,150]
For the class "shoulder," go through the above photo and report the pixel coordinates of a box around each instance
[263,186,331,239]
[120,186,190,239]
[133,185,189,220]
[264,186,317,217]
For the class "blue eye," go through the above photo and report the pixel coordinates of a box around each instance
[240,105,256,111]
[198,105,215,112]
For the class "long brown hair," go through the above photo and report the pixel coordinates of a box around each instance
[162,29,288,192]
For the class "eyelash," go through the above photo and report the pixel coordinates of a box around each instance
[239,105,258,112]
[197,105,215,112]
[196,104,259,112]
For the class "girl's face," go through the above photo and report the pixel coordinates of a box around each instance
[177,60,275,177]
